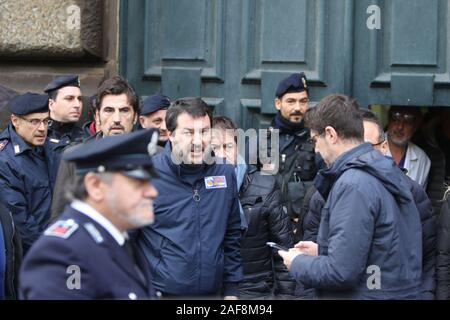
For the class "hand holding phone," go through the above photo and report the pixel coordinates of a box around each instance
[266,242,289,252]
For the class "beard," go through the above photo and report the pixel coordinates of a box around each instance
[106,193,155,229]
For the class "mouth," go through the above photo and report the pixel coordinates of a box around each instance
[110,127,124,133]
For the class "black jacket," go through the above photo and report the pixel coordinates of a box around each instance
[437,197,450,299]
[301,168,436,299]
[0,202,22,299]
[238,166,295,299]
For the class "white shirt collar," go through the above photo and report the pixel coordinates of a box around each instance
[71,200,127,245]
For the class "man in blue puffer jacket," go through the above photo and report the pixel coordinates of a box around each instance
[279,94,422,299]
[137,98,243,298]
[297,109,436,299]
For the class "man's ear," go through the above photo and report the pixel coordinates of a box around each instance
[10,114,20,130]
[168,130,175,143]
[275,98,282,111]
[139,115,146,128]
[324,126,338,144]
[48,99,56,113]
[84,173,105,202]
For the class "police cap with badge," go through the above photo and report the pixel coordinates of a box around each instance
[7,92,49,116]
[275,72,308,98]
[44,75,80,94]
[140,93,171,116]
[63,128,159,180]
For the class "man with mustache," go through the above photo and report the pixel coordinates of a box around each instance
[44,75,85,152]
[19,129,159,299]
[264,73,321,243]
[386,106,430,188]
[50,76,139,220]
[0,93,59,253]
[139,93,171,146]
[137,98,243,299]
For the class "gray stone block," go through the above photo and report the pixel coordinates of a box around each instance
[0,0,103,59]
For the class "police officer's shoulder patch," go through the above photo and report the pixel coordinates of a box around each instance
[44,219,79,239]
[0,140,8,151]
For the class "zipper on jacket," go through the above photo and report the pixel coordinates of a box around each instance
[8,211,16,299]
[193,188,200,202]
[192,182,202,292]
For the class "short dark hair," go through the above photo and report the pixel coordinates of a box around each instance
[305,94,364,142]
[47,90,59,101]
[359,109,386,144]
[66,174,88,201]
[165,97,213,133]
[95,76,139,114]
[212,116,236,131]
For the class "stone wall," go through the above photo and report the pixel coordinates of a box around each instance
[0,0,103,59]
[0,0,118,124]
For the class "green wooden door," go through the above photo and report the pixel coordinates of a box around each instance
[119,0,450,129]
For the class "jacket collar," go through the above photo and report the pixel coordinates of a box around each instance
[161,142,210,179]
[315,143,372,199]
[66,206,149,289]
[2,123,33,156]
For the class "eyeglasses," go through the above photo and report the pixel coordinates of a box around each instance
[370,140,385,147]
[390,112,417,125]
[308,132,323,146]
[19,117,52,127]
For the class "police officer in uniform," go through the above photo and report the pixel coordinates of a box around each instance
[139,93,171,146]
[0,93,59,253]
[264,73,321,242]
[19,129,160,300]
[44,75,85,152]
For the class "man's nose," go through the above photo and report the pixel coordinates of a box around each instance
[192,131,202,145]
[113,110,121,122]
[145,183,158,198]
[160,121,167,132]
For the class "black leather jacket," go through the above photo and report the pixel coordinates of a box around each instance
[238,165,295,299]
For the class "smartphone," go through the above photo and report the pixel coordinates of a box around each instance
[266,242,289,252]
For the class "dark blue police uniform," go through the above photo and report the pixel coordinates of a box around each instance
[19,129,160,300]
[19,206,155,300]
[0,93,59,253]
[45,75,85,152]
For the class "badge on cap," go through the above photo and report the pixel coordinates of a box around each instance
[204,176,227,189]
[302,76,307,89]
[44,219,79,239]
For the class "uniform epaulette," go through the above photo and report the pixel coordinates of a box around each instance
[44,219,79,239]
[84,222,104,244]
[0,140,9,151]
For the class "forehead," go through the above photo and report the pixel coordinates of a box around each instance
[56,86,82,97]
[144,108,167,120]
[280,91,308,101]
[176,112,211,129]
[99,94,131,109]
[211,128,235,142]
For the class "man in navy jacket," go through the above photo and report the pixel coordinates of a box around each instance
[279,94,422,299]
[137,98,243,298]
